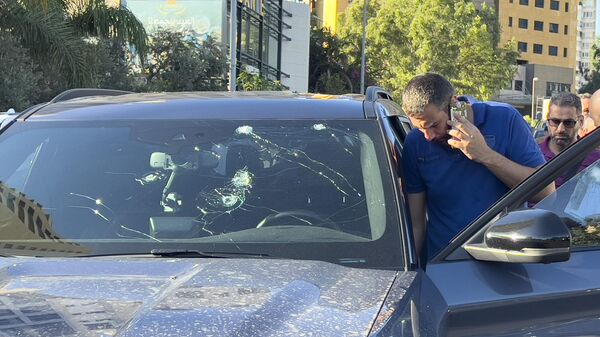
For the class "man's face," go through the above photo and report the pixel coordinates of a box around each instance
[408,103,451,145]
[547,104,581,151]
[592,92,600,128]
[582,98,591,117]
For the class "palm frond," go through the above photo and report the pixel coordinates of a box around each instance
[69,0,148,62]
[0,0,91,85]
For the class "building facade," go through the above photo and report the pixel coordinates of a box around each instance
[576,0,596,91]
[123,0,309,92]
[492,0,578,115]
[311,0,351,33]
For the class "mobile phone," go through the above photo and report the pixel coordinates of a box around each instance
[450,101,468,122]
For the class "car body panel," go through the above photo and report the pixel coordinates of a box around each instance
[0,257,403,336]
[424,250,600,336]
[26,92,367,121]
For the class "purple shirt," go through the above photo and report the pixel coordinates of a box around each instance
[539,136,600,188]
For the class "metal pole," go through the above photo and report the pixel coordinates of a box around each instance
[360,0,368,94]
[531,77,538,120]
[229,0,238,92]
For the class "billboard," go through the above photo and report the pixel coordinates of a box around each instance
[125,0,227,41]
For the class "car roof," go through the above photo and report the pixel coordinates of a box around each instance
[24,91,370,121]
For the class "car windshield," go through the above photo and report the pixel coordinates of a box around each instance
[0,119,402,268]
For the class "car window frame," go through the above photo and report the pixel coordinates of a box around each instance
[374,100,420,270]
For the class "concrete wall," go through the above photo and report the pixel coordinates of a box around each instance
[526,63,575,96]
[281,1,310,93]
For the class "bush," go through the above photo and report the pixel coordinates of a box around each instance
[237,72,283,91]
[0,31,42,111]
[144,30,228,92]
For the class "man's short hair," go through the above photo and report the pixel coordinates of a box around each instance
[402,73,454,117]
[550,92,582,116]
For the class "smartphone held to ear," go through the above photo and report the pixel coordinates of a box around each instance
[450,101,468,122]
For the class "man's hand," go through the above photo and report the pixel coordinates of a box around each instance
[447,113,493,163]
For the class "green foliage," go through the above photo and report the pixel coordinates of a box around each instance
[84,39,141,91]
[145,30,228,92]
[337,0,518,100]
[0,0,89,85]
[0,0,148,88]
[309,25,361,94]
[0,31,42,111]
[579,40,600,94]
[237,72,283,91]
[68,0,148,61]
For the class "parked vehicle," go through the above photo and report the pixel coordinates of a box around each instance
[0,88,598,336]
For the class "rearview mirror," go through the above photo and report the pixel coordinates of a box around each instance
[464,209,571,264]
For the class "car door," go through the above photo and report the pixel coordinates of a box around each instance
[419,126,600,337]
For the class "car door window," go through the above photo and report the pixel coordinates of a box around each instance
[534,158,600,248]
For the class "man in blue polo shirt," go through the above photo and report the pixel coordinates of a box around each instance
[401,73,554,260]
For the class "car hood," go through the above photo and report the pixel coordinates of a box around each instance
[0,257,401,336]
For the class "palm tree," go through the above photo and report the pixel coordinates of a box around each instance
[0,0,147,86]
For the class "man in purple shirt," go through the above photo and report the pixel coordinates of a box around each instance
[539,92,600,188]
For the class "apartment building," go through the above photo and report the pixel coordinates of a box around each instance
[494,0,578,114]
[576,0,596,91]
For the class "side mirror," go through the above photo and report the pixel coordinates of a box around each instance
[464,209,571,264]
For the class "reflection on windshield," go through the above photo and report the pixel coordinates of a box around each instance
[0,120,397,262]
[0,181,90,255]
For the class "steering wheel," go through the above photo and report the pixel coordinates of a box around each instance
[256,210,341,231]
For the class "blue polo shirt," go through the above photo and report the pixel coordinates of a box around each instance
[401,102,546,259]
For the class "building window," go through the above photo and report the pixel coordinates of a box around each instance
[519,18,528,29]
[534,44,543,54]
[549,23,559,33]
[534,21,543,31]
[535,0,544,7]
[510,0,513,2]
[520,0,529,5]
[564,48,568,57]
[565,2,569,11]
[514,80,524,91]
[518,41,528,52]
[509,17,513,27]
[546,82,571,96]
[549,46,558,56]
[564,25,568,35]
[550,0,559,10]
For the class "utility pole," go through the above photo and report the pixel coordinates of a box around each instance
[360,0,368,94]
[229,0,238,92]
[531,77,538,120]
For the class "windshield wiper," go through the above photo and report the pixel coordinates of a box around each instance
[150,249,269,258]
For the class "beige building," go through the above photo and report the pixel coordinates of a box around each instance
[494,0,579,115]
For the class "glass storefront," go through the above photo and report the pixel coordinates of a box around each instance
[124,0,288,82]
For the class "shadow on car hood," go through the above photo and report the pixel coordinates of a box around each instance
[0,258,399,336]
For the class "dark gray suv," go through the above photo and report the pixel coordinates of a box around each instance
[0,88,598,336]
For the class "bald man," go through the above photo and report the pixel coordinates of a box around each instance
[591,90,600,128]
[579,94,593,137]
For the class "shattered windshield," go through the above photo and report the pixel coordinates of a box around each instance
[0,119,402,268]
